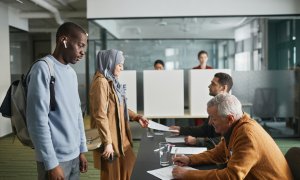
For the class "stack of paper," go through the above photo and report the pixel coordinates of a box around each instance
[165,136,185,143]
[147,166,196,180]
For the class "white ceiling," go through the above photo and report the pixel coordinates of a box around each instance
[1,0,300,39]
[95,17,253,39]
[0,0,87,32]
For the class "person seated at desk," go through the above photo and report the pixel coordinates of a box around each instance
[170,72,233,149]
[172,93,293,180]
[192,50,212,70]
[154,59,165,70]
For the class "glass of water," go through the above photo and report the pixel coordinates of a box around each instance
[147,128,154,138]
[159,142,171,166]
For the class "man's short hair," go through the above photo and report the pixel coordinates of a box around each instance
[207,93,243,120]
[154,59,165,67]
[56,22,87,42]
[214,72,233,92]
[197,50,208,59]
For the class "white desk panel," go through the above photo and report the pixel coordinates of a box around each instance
[143,70,184,117]
[118,70,137,112]
[189,69,231,116]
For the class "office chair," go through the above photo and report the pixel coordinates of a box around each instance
[285,147,300,179]
[253,88,277,121]
[252,88,280,134]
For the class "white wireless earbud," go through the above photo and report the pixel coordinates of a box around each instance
[63,40,67,48]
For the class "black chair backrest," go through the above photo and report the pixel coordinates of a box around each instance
[285,147,300,180]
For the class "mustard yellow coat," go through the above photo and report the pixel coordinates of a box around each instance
[185,114,293,180]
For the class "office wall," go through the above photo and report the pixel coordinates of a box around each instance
[107,39,217,70]
[88,0,300,18]
[10,31,32,80]
[0,2,12,137]
[8,6,28,32]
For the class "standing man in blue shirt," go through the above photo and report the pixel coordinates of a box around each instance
[26,22,88,180]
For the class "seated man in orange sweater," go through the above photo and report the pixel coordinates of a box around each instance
[172,93,293,180]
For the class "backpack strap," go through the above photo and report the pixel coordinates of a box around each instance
[25,56,56,111]
[40,57,56,111]
[42,57,55,78]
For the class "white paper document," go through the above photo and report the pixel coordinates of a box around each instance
[148,120,177,132]
[165,136,185,143]
[170,147,207,155]
[147,165,196,180]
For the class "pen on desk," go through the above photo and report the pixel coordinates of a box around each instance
[173,148,178,166]
[153,143,174,152]
[153,147,164,152]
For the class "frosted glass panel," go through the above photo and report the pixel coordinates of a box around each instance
[143,70,184,116]
[189,69,232,116]
[235,52,251,71]
[232,70,294,117]
[118,70,137,112]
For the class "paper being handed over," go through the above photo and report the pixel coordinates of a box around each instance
[148,120,178,132]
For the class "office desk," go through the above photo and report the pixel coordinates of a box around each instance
[131,130,218,180]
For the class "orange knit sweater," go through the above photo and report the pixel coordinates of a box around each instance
[184,114,293,180]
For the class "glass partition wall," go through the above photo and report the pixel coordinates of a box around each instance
[87,17,300,138]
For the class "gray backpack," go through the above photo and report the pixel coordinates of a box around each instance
[0,57,56,148]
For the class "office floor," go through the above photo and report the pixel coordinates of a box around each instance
[0,134,141,180]
[0,117,299,180]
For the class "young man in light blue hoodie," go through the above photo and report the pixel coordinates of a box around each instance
[26,22,88,180]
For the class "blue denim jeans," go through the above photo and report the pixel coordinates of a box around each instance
[36,157,80,180]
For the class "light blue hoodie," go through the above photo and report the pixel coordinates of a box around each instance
[26,55,88,170]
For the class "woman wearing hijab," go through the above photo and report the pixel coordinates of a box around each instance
[89,49,149,180]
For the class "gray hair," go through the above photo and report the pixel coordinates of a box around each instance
[207,93,243,120]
